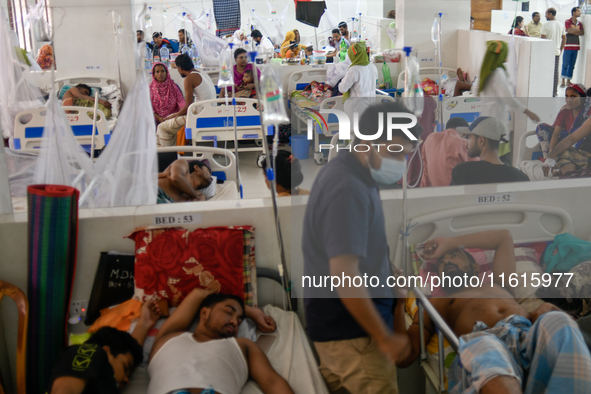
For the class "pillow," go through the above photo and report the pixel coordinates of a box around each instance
[127,226,255,307]
[410,241,548,297]
[58,84,101,100]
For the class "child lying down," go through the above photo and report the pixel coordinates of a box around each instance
[157,159,217,203]
[395,230,591,393]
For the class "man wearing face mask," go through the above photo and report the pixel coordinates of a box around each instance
[302,102,422,393]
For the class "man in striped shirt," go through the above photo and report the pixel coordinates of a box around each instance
[561,7,584,88]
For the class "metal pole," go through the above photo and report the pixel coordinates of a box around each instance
[402,46,412,278]
[249,51,292,311]
[90,91,99,159]
[228,43,242,197]
[437,13,444,130]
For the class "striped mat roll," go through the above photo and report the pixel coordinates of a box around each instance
[27,185,79,394]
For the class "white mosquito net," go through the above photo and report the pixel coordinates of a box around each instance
[250,4,288,46]
[88,70,158,208]
[192,21,229,67]
[0,7,45,141]
[33,93,95,189]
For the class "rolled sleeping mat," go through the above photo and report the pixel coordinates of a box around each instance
[27,185,79,394]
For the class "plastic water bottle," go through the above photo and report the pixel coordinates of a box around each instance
[382,62,392,89]
[300,49,305,65]
[145,46,152,70]
[191,45,202,68]
[160,46,170,68]
[181,44,190,55]
[339,39,347,62]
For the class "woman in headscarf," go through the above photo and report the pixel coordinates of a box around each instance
[232,29,248,49]
[36,44,54,70]
[280,31,297,58]
[338,41,378,116]
[149,62,186,126]
[475,40,539,157]
[544,84,591,177]
[536,84,588,158]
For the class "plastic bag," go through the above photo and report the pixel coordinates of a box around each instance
[0,6,45,140]
[404,54,424,117]
[191,21,228,67]
[431,18,439,47]
[258,63,289,124]
[217,47,234,88]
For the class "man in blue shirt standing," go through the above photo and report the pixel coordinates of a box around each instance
[302,102,422,393]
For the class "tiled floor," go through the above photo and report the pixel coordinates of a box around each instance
[239,145,323,199]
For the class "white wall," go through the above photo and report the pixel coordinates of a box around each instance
[50,0,137,94]
[395,0,470,71]
[491,12,589,87]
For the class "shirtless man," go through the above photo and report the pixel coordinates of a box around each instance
[62,84,111,110]
[148,290,294,394]
[395,230,591,394]
[157,159,212,203]
[156,54,216,147]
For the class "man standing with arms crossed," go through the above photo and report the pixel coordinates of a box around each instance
[561,7,584,88]
[302,102,421,393]
[541,8,565,97]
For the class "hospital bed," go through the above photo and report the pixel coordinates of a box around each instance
[12,106,110,153]
[12,76,121,153]
[157,146,241,200]
[185,98,269,154]
[54,76,122,131]
[393,204,574,393]
[396,67,482,127]
[80,227,328,394]
[288,69,395,165]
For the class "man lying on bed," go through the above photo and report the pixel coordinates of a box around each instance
[394,230,591,394]
[62,84,112,119]
[157,159,215,203]
[147,289,294,394]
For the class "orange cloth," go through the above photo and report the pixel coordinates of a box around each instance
[87,299,142,333]
[176,125,187,155]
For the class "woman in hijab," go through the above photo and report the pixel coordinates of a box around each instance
[36,44,54,70]
[475,40,539,157]
[149,62,186,125]
[232,29,249,49]
[338,41,378,116]
[536,84,588,158]
[280,31,297,58]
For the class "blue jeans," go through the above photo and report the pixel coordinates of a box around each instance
[561,49,578,80]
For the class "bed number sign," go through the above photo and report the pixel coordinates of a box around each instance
[476,192,517,205]
[153,213,202,225]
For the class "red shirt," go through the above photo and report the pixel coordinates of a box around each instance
[508,28,527,36]
[565,18,584,51]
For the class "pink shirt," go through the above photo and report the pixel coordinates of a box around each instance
[420,128,479,187]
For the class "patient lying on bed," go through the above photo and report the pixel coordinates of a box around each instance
[157,159,214,203]
[148,290,294,394]
[62,84,113,119]
[395,230,591,394]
